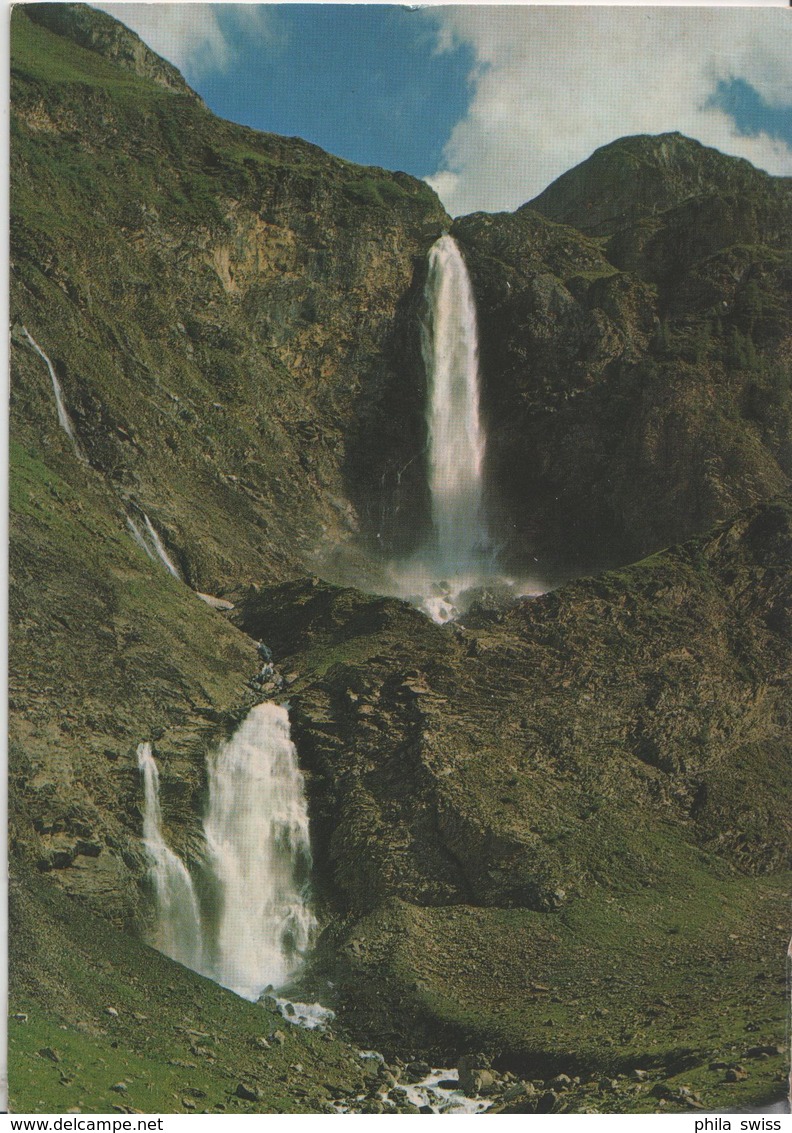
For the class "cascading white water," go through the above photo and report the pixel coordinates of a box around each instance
[126,512,181,580]
[202,702,317,1000]
[143,514,181,579]
[421,235,488,571]
[127,515,156,562]
[137,742,204,971]
[387,235,497,622]
[22,327,85,460]
[138,704,318,1003]
[387,236,547,623]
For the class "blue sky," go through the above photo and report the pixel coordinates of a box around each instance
[193,7,476,178]
[708,78,792,150]
[98,5,792,216]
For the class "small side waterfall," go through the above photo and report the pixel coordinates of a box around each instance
[22,327,85,460]
[138,703,317,1003]
[203,702,317,1000]
[137,742,204,971]
[126,512,181,580]
[421,235,488,571]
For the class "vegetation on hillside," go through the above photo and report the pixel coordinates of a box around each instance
[9,4,791,1115]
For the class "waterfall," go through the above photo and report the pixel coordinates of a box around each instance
[387,235,546,622]
[421,235,488,572]
[137,742,204,971]
[22,327,85,460]
[138,704,317,1002]
[126,511,181,580]
[203,702,317,1000]
[143,514,181,579]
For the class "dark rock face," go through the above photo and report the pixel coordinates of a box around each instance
[453,135,792,573]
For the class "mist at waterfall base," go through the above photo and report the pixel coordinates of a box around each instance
[387,235,546,624]
[138,702,330,1027]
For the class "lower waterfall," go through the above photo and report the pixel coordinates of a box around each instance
[203,702,317,1000]
[139,710,500,1109]
[138,702,317,1002]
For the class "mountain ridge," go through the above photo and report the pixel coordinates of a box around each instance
[23,2,201,99]
[526,130,792,237]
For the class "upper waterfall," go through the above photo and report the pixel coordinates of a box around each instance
[421,235,488,572]
[387,235,545,623]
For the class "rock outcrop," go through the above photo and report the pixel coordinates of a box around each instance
[233,501,791,1084]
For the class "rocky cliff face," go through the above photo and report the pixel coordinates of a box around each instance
[231,500,791,1084]
[452,134,792,572]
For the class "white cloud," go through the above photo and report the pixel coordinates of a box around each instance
[424,7,792,216]
[96,3,275,81]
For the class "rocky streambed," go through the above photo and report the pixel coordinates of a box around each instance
[234,998,791,1116]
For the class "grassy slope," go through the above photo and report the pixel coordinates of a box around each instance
[9,874,376,1114]
[8,429,262,932]
[11,6,447,592]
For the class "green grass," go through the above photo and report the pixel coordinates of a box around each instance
[367,861,790,1111]
[11,16,158,93]
[11,1011,232,1115]
[9,872,374,1114]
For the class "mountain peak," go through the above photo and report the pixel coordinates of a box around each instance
[524,132,772,236]
[21,3,199,101]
